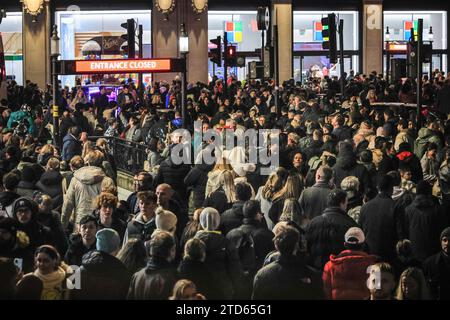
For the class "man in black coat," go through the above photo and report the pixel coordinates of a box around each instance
[405,181,448,262]
[127,231,178,300]
[220,182,252,235]
[299,165,334,221]
[333,141,371,194]
[64,214,98,266]
[423,227,450,300]
[184,160,214,209]
[360,175,405,263]
[436,80,450,115]
[252,225,323,300]
[306,189,358,270]
[72,103,93,136]
[61,126,82,162]
[73,228,131,300]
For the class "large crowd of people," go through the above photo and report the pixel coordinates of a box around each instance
[1,69,450,300]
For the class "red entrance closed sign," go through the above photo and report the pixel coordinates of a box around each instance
[75,59,172,73]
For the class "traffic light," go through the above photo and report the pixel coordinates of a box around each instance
[407,41,418,79]
[225,45,237,67]
[210,36,222,65]
[121,19,136,58]
[321,14,337,63]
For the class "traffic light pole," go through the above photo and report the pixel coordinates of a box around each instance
[138,24,144,103]
[416,19,423,129]
[223,32,228,97]
[339,19,345,96]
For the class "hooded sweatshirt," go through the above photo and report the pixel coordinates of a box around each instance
[61,166,115,228]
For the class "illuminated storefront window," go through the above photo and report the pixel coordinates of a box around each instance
[293,11,359,82]
[55,10,151,88]
[0,12,23,85]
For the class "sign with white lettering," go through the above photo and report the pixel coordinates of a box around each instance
[75,59,172,73]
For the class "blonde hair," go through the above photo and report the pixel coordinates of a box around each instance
[40,144,54,156]
[70,155,84,170]
[395,267,431,300]
[46,157,60,171]
[262,167,287,201]
[219,170,237,203]
[82,141,94,159]
[83,150,104,167]
[212,157,233,172]
[273,173,303,201]
[169,279,197,300]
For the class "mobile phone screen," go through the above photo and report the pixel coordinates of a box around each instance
[14,258,23,272]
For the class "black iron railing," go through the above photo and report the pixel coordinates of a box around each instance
[88,136,148,175]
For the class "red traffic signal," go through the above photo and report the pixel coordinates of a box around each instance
[225,45,237,67]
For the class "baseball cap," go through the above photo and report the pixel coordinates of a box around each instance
[345,227,365,244]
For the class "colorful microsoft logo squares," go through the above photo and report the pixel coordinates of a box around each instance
[225,21,243,43]
[404,21,418,41]
[314,21,323,41]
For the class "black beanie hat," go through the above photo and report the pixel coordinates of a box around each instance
[441,227,450,241]
[416,181,432,196]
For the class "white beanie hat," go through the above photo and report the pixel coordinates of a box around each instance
[155,208,178,232]
[200,207,220,231]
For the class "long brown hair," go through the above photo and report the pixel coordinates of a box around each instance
[262,167,288,200]
[272,172,304,201]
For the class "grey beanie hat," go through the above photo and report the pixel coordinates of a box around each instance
[96,228,120,254]
[440,227,450,241]
[200,207,220,231]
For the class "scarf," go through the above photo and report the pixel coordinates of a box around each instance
[34,267,66,300]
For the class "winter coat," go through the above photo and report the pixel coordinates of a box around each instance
[61,166,115,228]
[184,163,213,209]
[394,130,415,152]
[414,128,442,159]
[16,181,36,198]
[0,191,20,218]
[252,255,324,300]
[333,150,371,194]
[255,187,275,230]
[7,110,35,133]
[61,134,82,162]
[95,212,127,243]
[123,213,157,245]
[268,197,287,225]
[64,233,96,266]
[405,195,446,261]
[421,154,439,185]
[360,193,405,262]
[299,181,333,221]
[37,211,68,255]
[220,201,245,235]
[423,251,450,300]
[127,258,178,300]
[306,207,358,269]
[36,171,63,210]
[178,258,217,299]
[73,250,131,300]
[153,156,191,203]
[195,230,241,299]
[322,250,378,300]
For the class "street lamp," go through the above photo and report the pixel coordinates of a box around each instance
[385,26,391,83]
[179,23,189,129]
[50,24,60,147]
[385,26,391,41]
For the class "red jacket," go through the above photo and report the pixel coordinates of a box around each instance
[322,250,378,300]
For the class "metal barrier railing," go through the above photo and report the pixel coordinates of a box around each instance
[88,136,147,175]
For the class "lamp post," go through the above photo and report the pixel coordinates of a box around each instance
[428,26,434,78]
[179,23,189,129]
[50,24,60,147]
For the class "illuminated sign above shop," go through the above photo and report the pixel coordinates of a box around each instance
[75,59,172,73]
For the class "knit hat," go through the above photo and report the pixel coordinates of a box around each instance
[440,227,450,241]
[96,228,120,254]
[416,180,432,196]
[345,227,365,244]
[200,207,220,231]
[155,208,177,232]
[0,217,18,234]
[13,197,36,214]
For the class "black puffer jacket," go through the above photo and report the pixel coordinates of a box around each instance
[306,206,358,270]
[37,211,68,255]
[405,195,447,261]
[184,162,213,209]
[333,145,371,194]
[252,255,324,300]
[73,250,131,300]
[64,233,96,266]
[195,230,241,299]
[36,171,63,210]
[153,155,191,203]
[127,257,178,300]
[178,258,217,299]
[220,201,245,235]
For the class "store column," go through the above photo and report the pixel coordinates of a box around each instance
[362,0,383,74]
[152,0,208,83]
[22,0,51,89]
[272,0,293,84]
